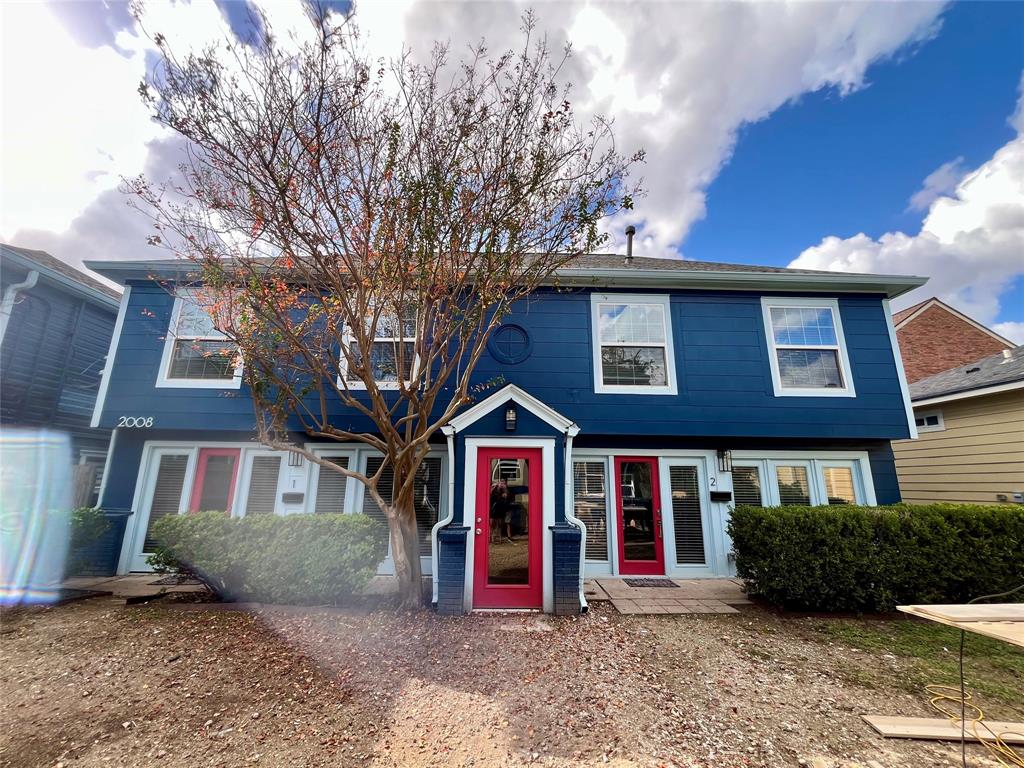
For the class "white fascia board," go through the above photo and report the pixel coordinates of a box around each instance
[91,286,132,428]
[883,298,918,439]
[87,259,929,300]
[911,379,1024,407]
[446,383,580,435]
[550,268,928,300]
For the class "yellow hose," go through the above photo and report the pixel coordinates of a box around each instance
[924,684,1024,767]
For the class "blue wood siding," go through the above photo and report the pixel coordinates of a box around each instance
[98,282,911,441]
[1,276,115,458]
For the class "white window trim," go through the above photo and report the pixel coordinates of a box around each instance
[760,297,855,398]
[236,449,289,517]
[311,445,448,577]
[768,459,816,505]
[590,293,678,395]
[306,448,359,515]
[729,451,876,507]
[338,309,419,391]
[913,409,945,433]
[119,440,447,575]
[571,455,614,567]
[731,461,767,506]
[156,289,243,389]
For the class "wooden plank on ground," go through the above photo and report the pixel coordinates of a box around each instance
[863,716,1024,744]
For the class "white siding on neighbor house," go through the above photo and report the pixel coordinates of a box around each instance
[893,390,1024,504]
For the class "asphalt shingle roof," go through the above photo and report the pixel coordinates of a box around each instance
[565,253,848,276]
[1,243,121,300]
[910,345,1024,401]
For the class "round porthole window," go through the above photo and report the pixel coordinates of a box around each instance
[487,324,533,365]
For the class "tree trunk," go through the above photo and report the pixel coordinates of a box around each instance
[387,476,423,610]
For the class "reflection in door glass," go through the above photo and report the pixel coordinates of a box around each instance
[198,454,236,511]
[488,458,529,584]
[620,460,656,561]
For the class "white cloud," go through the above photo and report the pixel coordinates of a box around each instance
[353,1,945,256]
[908,156,967,211]
[992,321,1024,345]
[0,2,156,236]
[791,105,1024,327]
[3,0,945,266]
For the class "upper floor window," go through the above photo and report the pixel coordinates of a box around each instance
[157,290,242,389]
[341,306,417,389]
[591,293,677,395]
[761,297,855,397]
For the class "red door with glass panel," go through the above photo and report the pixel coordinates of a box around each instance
[473,448,542,609]
[189,448,241,513]
[615,456,665,575]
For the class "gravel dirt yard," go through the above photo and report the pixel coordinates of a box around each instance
[1,595,1021,767]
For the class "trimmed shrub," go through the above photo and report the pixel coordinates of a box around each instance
[728,504,1024,612]
[65,507,112,576]
[147,512,388,605]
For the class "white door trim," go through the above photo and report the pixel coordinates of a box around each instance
[462,437,556,613]
[119,445,198,573]
[659,456,722,577]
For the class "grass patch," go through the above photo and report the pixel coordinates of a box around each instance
[810,617,1024,718]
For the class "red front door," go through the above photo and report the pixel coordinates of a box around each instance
[615,456,665,575]
[189,448,241,513]
[473,448,543,609]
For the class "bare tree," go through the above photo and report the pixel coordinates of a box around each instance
[128,9,641,608]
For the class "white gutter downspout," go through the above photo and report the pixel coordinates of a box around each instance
[562,425,588,613]
[431,425,457,605]
[0,270,39,348]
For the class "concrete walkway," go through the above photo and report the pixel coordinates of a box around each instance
[587,577,750,615]
[63,574,207,600]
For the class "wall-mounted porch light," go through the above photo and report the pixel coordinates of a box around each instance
[717,449,733,473]
[288,450,305,468]
[505,405,517,432]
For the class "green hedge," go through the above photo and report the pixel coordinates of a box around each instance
[147,512,388,605]
[728,504,1024,612]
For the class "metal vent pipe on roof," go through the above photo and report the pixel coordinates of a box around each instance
[624,225,636,265]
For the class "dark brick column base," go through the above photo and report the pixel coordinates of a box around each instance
[435,526,469,615]
[550,523,583,615]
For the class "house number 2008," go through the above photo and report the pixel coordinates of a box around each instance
[117,416,154,428]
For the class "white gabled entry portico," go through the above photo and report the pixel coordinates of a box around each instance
[431,384,585,613]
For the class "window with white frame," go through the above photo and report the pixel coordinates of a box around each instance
[914,410,944,432]
[731,465,764,506]
[774,464,812,505]
[761,298,854,397]
[591,294,677,394]
[821,465,857,505]
[573,460,609,562]
[159,290,241,387]
[342,306,417,388]
[732,455,870,507]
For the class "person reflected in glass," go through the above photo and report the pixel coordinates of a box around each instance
[490,479,510,545]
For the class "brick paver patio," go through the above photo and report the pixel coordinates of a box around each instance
[587,577,750,615]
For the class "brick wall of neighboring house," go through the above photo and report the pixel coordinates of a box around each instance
[897,305,1010,383]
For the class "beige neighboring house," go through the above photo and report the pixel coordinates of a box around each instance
[893,345,1024,505]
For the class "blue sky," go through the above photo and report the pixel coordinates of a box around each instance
[687,0,1024,332]
[688,1,1023,262]
[2,0,1022,339]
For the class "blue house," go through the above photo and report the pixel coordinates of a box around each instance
[85,254,925,614]
[1,244,120,505]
